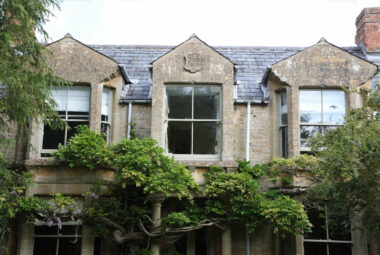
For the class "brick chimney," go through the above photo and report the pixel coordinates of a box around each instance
[355,7,380,52]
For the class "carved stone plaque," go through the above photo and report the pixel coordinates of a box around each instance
[184,52,203,73]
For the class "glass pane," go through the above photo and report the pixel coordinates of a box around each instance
[304,242,327,255]
[58,237,81,255]
[51,87,68,111]
[166,86,192,119]
[193,122,219,154]
[300,90,322,124]
[35,225,59,235]
[168,122,191,154]
[305,207,327,240]
[300,126,322,148]
[195,228,207,255]
[194,87,220,119]
[280,92,288,125]
[281,126,288,158]
[42,125,65,149]
[323,90,345,124]
[102,88,111,116]
[67,86,90,112]
[329,243,352,255]
[60,225,81,235]
[67,122,88,143]
[34,237,58,255]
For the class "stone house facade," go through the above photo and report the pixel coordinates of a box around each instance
[11,7,380,255]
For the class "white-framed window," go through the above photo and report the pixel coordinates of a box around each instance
[165,85,221,160]
[304,205,352,255]
[33,221,82,255]
[101,88,112,142]
[41,86,90,155]
[299,89,345,151]
[278,91,288,158]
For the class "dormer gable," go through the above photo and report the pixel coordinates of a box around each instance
[46,34,120,84]
[271,38,377,88]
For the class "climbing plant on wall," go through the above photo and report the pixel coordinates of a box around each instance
[52,125,311,254]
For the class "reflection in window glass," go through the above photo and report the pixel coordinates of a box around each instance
[194,87,220,119]
[323,90,345,124]
[300,90,322,124]
[101,88,112,141]
[193,122,219,154]
[167,86,192,119]
[299,90,345,149]
[278,91,288,158]
[166,85,221,155]
[168,122,191,154]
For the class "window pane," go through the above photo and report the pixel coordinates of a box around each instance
[323,90,345,124]
[67,111,89,120]
[329,243,352,255]
[281,126,288,158]
[42,125,65,149]
[167,86,192,119]
[168,122,191,154]
[300,126,322,148]
[193,122,219,154]
[60,225,81,235]
[102,88,111,116]
[304,242,327,255]
[51,87,68,111]
[67,122,88,142]
[34,237,58,255]
[300,90,322,124]
[280,92,288,125]
[58,237,81,255]
[305,207,327,239]
[35,226,58,235]
[67,86,90,112]
[194,87,220,119]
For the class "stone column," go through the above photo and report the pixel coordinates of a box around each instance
[90,82,103,132]
[17,222,34,255]
[287,86,300,157]
[81,225,95,255]
[149,194,165,255]
[295,235,304,255]
[221,227,231,255]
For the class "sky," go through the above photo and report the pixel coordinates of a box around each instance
[43,0,380,47]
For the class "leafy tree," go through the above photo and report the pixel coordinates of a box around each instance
[308,86,380,235]
[0,0,68,252]
[54,126,312,254]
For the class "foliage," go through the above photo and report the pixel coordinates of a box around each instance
[0,0,69,140]
[53,128,312,252]
[308,86,380,235]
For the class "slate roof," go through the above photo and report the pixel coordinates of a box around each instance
[90,44,376,103]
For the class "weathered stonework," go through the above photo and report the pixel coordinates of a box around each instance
[151,36,235,161]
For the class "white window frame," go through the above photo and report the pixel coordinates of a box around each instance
[303,205,352,255]
[41,86,90,155]
[165,84,222,161]
[277,91,288,158]
[299,89,346,151]
[101,87,112,143]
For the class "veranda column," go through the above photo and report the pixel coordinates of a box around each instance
[221,226,231,255]
[149,194,165,255]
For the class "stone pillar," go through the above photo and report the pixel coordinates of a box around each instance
[90,82,103,132]
[17,222,34,255]
[295,235,304,255]
[81,225,95,255]
[149,194,165,255]
[287,86,300,157]
[186,231,195,255]
[221,227,231,255]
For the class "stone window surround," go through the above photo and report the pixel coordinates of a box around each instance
[165,84,222,161]
[27,82,114,160]
[284,84,363,158]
